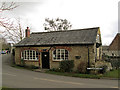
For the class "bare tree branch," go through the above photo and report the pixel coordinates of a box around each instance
[1,18,25,43]
[0,2,24,43]
[0,2,19,12]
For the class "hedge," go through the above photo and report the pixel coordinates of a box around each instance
[59,60,74,72]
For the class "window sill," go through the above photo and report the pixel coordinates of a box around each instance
[52,60,66,62]
[52,60,62,62]
[24,60,39,62]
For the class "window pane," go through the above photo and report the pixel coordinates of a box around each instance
[61,54,64,60]
[58,49,60,54]
[33,51,35,59]
[53,57,56,60]
[65,50,68,54]
[36,51,38,58]
[35,51,39,60]
[65,54,68,57]
[61,50,64,54]
[65,57,68,60]
[57,54,60,60]
[30,50,32,59]
[65,54,68,60]
[25,51,26,59]
[53,50,56,54]
[27,50,29,60]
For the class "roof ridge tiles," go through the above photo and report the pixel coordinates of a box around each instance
[31,27,99,34]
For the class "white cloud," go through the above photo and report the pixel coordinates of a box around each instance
[1,0,119,45]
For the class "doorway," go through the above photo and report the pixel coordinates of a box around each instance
[42,52,50,69]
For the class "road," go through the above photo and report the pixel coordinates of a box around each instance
[1,54,118,88]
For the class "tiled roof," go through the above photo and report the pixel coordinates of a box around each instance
[102,46,109,50]
[15,27,99,47]
[109,33,120,50]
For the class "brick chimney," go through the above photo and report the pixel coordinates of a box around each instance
[25,27,30,38]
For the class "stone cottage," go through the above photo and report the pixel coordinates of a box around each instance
[102,33,120,57]
[14,27,102,70]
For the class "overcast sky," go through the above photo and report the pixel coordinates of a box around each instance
[1,0,119,45]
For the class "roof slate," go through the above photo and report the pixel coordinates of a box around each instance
[15,27,99,47]
[102,46,109,50]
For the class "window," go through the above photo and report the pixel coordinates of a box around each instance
[53,49,69,61]
[21,50,39,61]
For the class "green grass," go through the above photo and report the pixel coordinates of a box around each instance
[103,69,119,78]
[11,64,119,79]
[46,69,119,79]
[46,71,101,79]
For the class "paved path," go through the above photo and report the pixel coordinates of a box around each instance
[2,54,118,88]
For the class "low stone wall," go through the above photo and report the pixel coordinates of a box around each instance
[95,61,112,71]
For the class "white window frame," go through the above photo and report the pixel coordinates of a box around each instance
[52,49,69,61]
[21,50,39,61]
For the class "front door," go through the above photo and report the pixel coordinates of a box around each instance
[42,52,50,69]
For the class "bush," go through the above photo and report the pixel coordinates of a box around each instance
[77,61,87,74]
[21,58,25,67]
[98,65,108,74]
[110,60,120,69]
[59,60,74,72]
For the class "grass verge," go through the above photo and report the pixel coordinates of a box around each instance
[45,71,101,79]
[103,69,119,78]
[11,64,119,79]
[46,69,119,79]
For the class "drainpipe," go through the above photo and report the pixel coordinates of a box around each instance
[38,53,40,69]
[87,45,90,74]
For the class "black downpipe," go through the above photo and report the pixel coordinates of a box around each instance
[87,46,90,74]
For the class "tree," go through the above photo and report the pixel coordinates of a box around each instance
[0,2,18,11]
[1,18,25,43]
[43,18,72,31]
[0,2,24,43]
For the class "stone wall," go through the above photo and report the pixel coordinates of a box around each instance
[15,45,96,70]
[95,61,112,71]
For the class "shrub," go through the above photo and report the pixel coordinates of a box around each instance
[98,65,108,74]
[77,61,87,74]
[110,60,120,69]
[21,58,25,67]
[59,60,74,72]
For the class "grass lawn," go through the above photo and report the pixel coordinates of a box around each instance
[11,64,119,79]
[46,71,101,79]
[103,69,119,78]
[46,69,119,79]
